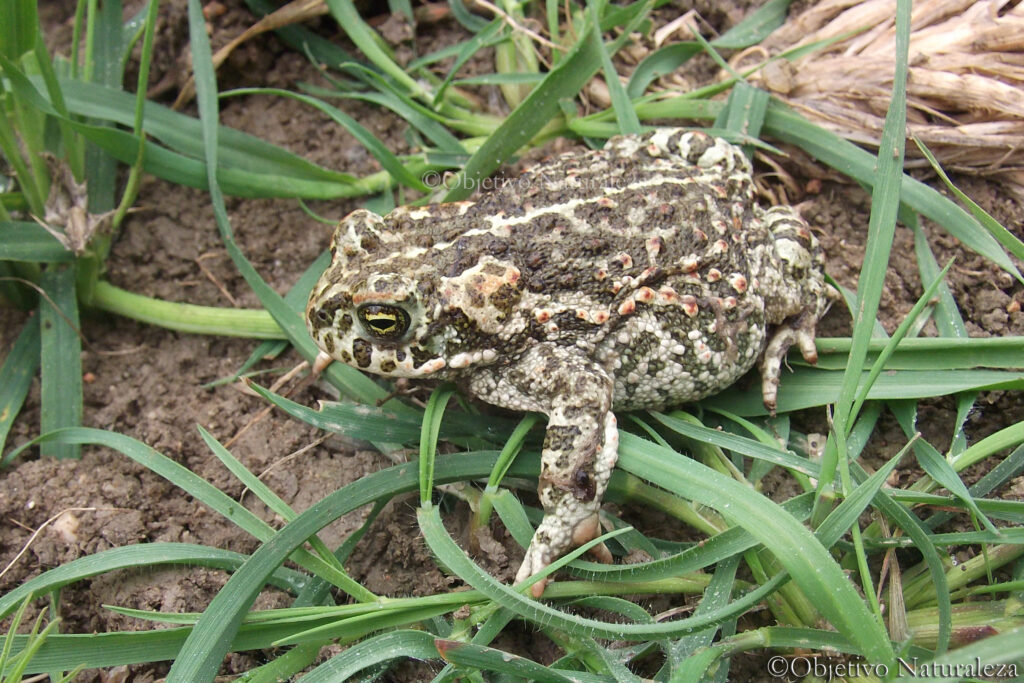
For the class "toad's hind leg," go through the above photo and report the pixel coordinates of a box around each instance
[466,343,618,597]
[757,206,837,412]
[517,410,618,595]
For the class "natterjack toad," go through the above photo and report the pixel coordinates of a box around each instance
[306,129,835,596]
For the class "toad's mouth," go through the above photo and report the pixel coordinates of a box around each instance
[318,333,449,379]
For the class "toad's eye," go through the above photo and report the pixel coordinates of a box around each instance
[357,304,411,340]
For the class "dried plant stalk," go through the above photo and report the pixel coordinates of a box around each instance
[735,0,1024,197]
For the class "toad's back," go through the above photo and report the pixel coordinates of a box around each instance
[377,131,780,407]
[307,131,827,409]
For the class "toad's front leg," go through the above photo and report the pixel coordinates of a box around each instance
[466,343,618,597]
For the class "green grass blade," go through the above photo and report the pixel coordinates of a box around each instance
[300,78,467,154]
[38,266,82,459]
[703,367,1024,416]
[868,527,1024,548]
[926,445,1024,530]
[914,137,1024,263]
[431,19,505,104]
[650,412,819,477]
[824,0,910,515]
[0,315,40,459]
[68,123,375,198]
[7,629,174,673]
[225,87,428,192]
[626,43,700,98]
[271,602,457,646]
[817,443,911,545]
[197,425,296,523]
[454,73,545,87]
[568,493,814,583]
[323,0,428,100]
[0,596,32,675]
[906,625,1024,681]
[892,491,1024,524]
[298,630,439,682]
[491,487,539,548]
[109,0,160,232]
[32,32,84,180]
[710,0,792,49]
[252,386,422,442]
[0,0,37,60]
[487,414,539,489]
[668,555,740,668]
[442,21,604,202]
[590,2,640,136]
[90,281,284,339]
[3,612,57,681]
[251,384,515,443]
[906,210,966,338]
[848,260,954,420]
[447,0,490,31]
[0,85,46,216]
[812,336,1022,371]
[7,611,424,674]
[0,543,306,620]
[4,68,358,194]
[674,647,726,682]
[890,402,999,534]
[860,473,952,652]
[420,385,456,504]
[716,82,769,150]
[235,641,320,683]
[911,437,999,535]
[81,0,122,217]
[950,420,1024,472]
[0,221,74,262]
[196,425,376,603]
[52,78,354,183]
[435,640,584,681]
[570,596,654,623]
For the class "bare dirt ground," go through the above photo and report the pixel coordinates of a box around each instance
[2,0,1022,680]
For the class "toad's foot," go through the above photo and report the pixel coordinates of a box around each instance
[515,412,619,598]
[759,310,821,413]
[312,350,334,375]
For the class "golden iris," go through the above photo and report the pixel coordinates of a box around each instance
[357,304,411,340]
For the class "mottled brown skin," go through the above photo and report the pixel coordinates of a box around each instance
[306,130,835,595]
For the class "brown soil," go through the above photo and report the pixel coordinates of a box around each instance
[3,0,1023,680]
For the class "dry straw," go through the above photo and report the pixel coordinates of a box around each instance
[732,0,1024,198]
